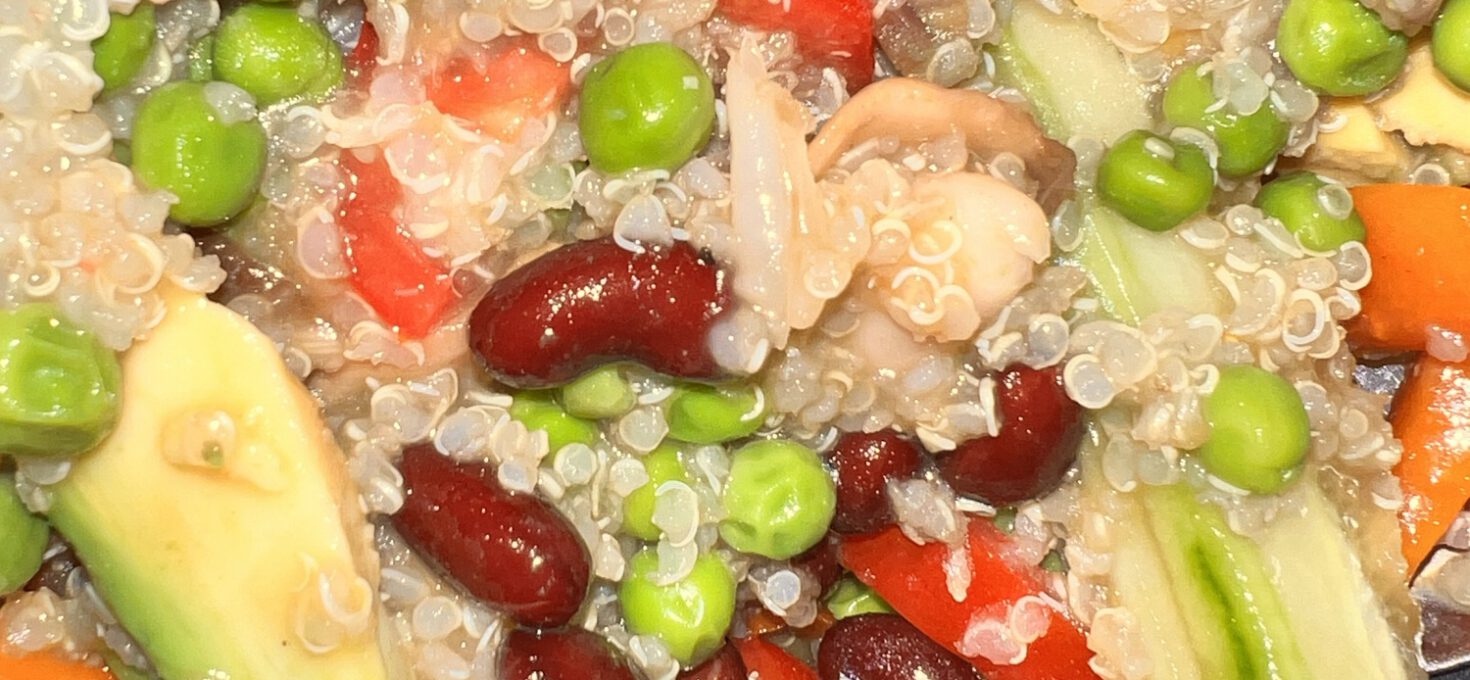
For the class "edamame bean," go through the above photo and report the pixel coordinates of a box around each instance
[1162,65,1290,178]
[719,440,835,559]
[93,4,156,93]
[825,578,893,620]
[1196,365,1310,494]
[579,42,716,173]
[0,474,49,594]
[561,365,636,420]
[666,383,766,444]
[213,3,344,105]
[1255,172,1366,251]
[1278,0,1408,96]
[1096,130,1214,233]
[1434,0,1470,91]
[130,81,267,226]
[620,549,736,666]
[622,443,687,541]
[510,390,599,453]
[0,305,121,458]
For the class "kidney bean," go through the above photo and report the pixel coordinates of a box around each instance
[824,431,924,534]
[501,628,639,680]
[817,614,980,680]
[393,445,589,628]
[937,365,1084,505]
[469,238,731,389]
[790,532,843,596]
[679,643,747,680]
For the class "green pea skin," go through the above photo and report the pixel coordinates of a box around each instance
[130,81,267,226]
[560,365,636,420]
[666,383,766,445]
[93,4,156,93]
[1434,0,1470,92]
[1255,172,1366,251]
[1196,365,1311,494]
[1163,65,1290,178]
[825,578,893,620]
[579,42,716,173]
[719,440,835,560]
[0,305,121,458]
[509,390,599,453]
[0,474,49,594]
[622,443,688,541]
[213,3,344,105]
[1277,0,1408,96]
[620,550,737,667]
[1096,130,1214,233]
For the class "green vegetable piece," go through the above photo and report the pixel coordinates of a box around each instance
[1041,547,1068,573]
[1277,0,1408,96]
[993,506,1017,534]
[825,578,894,620]
[213,4,345,105]
[561,365,636,420]
[0,305,121,458]
[1434,0,1470,92]
[579,42,716,173]
[102,651,153,680]
[1162,65,1290,178]
[719,440,835,559]
[620,549,736,667]
[1096,130,1214,233]
[1196,365,1311,494]
[510,390,599,453]
[666,383,766,444]
[622,443,688,541]
[0,474,49,594]
[1255,172,1366,251]
[93,4,156,93]
[130,81,267,226]
[188,35,216,83]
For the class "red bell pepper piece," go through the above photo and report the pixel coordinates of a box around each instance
[730,635,818,680]
[841,522,1099,680]
[337,152,456,338]
[346,21,380,89]
[717,0,874,91]
[426,36,573,140]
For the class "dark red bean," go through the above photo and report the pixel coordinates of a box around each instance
[790,532,843,596]
[469,238,731,388]
[501,628,639,680]
[817,614,980,680]
[23,538,73,594]
[825,431,924,534]
[678,643,747,680]
[937,365,1084,505]
[393,445,589,628]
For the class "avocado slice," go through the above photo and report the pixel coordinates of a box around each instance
[46,289,391,680]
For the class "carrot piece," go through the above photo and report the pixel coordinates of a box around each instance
[425,36,572,141]
[729,635,818,680]
[1348,184,1470,353]
[0,651,114,680]
[1392,355,1470,572]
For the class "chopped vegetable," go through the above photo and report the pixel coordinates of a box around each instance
[621,443,688,541]
[1434,0,1470,92]
[426,36,571,140]
[1162,64,1290,177]
[720,440,836,559]
[730,635,819,680]
[213,3,343,104]
[1347,184,1470,353]
[92,4,155,93]
[579,42,716,173]
[130,81,267,226]
[0,304,121,458]
[1277,0,1408,96]
[1196,364,1311,494]
[666,383,766,444]
[621,550,737,666]
[509,390,599,453]
[346,21,380,87]
[1255,172,1367,251]
[717,0,874,91]
[0,473,49,593]
[560,365,636,420]
[1392,355,1470,572]
[0,652,114,680]
[1096,130,1214,233]
[825,577,894,620]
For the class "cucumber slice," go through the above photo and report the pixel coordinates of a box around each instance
[1067,199,1224,324]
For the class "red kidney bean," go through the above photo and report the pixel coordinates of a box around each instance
[937,365,1084,505]
[469,238,731,388]
[825,431,925,534]
[817,614,980,680]
[501,628,639,680]
[393,445,589,628]
[790,532,844,596]
[678,643,747,680]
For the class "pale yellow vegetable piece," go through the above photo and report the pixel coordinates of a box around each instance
[1302,99,1412,182]
[1374,43,1470,154]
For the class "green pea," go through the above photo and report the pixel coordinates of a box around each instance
[0,475,49,594]
[0,305,121,458]
[1096,130,1214,233]
[130,81,267,226]
[213,3,344,105]
[579,42,716,173]
[620,549,736,667]
[1196,365,1310,494]
[1255,172,1366,251]
[93,4,155,93]
[825,578,893,620]
[561,365,636,420]
[622,443,688,541]
[719,440,835,559]
[188,35,216,83]
[1434,0,1470,92]
[1277,0,1408,96]
[1162,65,1290,178]
[510,390,599,453]
[666,383,766,444]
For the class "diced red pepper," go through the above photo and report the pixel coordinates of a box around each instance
[346,21,380,89]
[841,522,1099,680]
[425,36,573,140]
[717,0,875,91]
[730,635,818,680]
[337,152,456,338]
